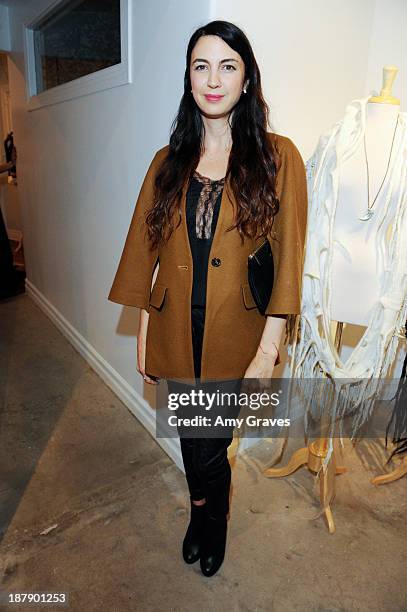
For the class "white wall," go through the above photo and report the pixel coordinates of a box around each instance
[212,0,407,152]
[365,0,407,101]
[0,4,10,52]
[213,0,377,160]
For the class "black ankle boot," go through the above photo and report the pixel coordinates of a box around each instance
[199,514,228,577]
[182,498,207,564]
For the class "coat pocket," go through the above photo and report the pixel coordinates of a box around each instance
[241,283,257,310]
[149,283,167,310]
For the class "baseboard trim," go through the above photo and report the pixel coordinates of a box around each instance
[25,278,184,472]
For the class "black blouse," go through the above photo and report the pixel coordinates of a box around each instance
[186,170,225,307]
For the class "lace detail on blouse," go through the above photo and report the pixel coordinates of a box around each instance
[193,170,225,239]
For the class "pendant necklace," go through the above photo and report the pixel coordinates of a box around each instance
[358,115,399,221]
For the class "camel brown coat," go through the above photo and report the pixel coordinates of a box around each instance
[108,133,308,382]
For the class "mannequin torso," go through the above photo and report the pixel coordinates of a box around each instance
[330,102,400,325]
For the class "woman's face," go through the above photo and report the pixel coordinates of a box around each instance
[190,35,246,119]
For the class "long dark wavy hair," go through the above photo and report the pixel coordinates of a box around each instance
[146,20,280,248]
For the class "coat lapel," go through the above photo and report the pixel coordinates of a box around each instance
[178,179,193,267]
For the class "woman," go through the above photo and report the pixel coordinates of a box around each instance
[108,21,307,577]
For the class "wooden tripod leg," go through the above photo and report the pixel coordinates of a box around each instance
[319,456,337,534]
[323,504,335,534]
[336,465,347,474]
[371,455,407,485]
[263,321,347,532]
[263,446,308,477]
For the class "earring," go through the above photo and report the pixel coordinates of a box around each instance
[243,87,247,94]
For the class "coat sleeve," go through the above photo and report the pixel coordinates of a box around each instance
[264,135,308,316]
[107,149,165,310]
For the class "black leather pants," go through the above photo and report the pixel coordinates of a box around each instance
[168,306,241,517]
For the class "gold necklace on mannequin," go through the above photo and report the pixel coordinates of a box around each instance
[359,115,399,221]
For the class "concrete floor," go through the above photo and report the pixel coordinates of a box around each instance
[1,294,407,612]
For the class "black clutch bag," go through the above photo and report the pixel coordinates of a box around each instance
[248,239,274,316]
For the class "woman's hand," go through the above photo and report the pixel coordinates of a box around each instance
[243,343,279,379]
[243,315,285,390]
[137,265,161,385]
[137,308,159,385]
[242,343,279,394]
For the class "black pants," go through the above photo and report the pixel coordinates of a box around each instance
[167,306,241,517]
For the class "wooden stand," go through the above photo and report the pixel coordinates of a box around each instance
[371,327,406,486]
[263,321,347,534]
[371,456,407,485]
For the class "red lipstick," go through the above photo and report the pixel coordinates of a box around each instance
[204,94,224,102]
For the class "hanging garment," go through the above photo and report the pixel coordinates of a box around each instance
[291,97,407,444]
